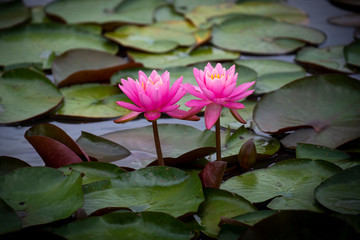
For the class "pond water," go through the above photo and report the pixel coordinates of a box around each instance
[0,0,359,167]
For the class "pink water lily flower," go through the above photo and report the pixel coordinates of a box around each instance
[182,62,255,129]
[114,70,199,123]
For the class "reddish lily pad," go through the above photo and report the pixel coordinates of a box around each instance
[253,74,360,149]
[328,14,360,27]
[52,49,140,87]
[54,84,131,120]
[0,68,63,125]
[212,15,325,55]
[25,123,90,168]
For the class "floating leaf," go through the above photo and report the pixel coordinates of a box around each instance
[253,74,360,149]
[0,68,63,125]
[185,2,308,28]
[200,161,227,188]
[59,162,126,185]
[0,167,83,227]
[0,0,30,30]
[0,23,118,69]
[25,123,90,168]
[154,5,184,21]
[328,14,360,27]
[226,210,278,227]
[295,45,354,74]
[76,131,130,162]
[0,156,30,176]
[235,59,306,94]
[315,165,360,215]
[296,143,360,169]
[101,124,215,169]
[128,46,240,69]
[241,210,359,240]
[53,212,195,240]
[344,40,360,68]
[54,83,131,120]
[221,159,341,211]
[197,188,256,238]
[173,0,234,14]
[105,25,195,53]
[0,198,22,235]
[45,0,167,25]
[52,49,139,87]
[82,166,204,217]
[212,15,325,55]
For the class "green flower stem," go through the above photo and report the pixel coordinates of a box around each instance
[215,118,222,161]
[152,120,164,166]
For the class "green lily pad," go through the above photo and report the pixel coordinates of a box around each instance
[59,162,126,185]
[154,5,184,21]
[173,0,234,14]
[54,83,131,120]
[101,124,215,169]
[82,166,204,217]
[0,198,22,235]
[53,212,195,240]
[344,40,360,68]
[76,131,130,162]
[253,74,360,149]
[0,156,30,176]
[221,159,342,211]
[52,49,139,87]
[0,167,83,227]
[296,143,360,170]
[0,23,118,69]
[185,2,308,28]
[0,0,30,30]
[295,45,354,74]
[128,46,240,69]
[230,210,278,227]
[219,101,256,129]
[315,165,360,215]
[220,126,280,162]
[105,25,195,53]
[46,0,167,25]
[212,15,325,55]
[0,68,63,125]
[196,188,256,238]
[235,59,306,94]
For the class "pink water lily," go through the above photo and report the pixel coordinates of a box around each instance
[182,62,255,129]
[114,70,199,123]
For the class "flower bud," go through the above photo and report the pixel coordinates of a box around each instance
[238,138,257,169]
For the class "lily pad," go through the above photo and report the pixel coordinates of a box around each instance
[328,14,360,27]
[211,15,325,55]
[0,167,83,227]
[253,74,360,149]
[0,156,30,176]
[0,198,22,235]
[235,59,306,94]
[295,45,354,74]
[52,49,139,87]
[344,40,360,68]
[54,83,131,120]
[315,165,360,215]
[196,188,256,238]
[53,212,195,240]
[0,23,118,69]
[154,5,184,21]
[45,0,167,25]
[221,159,342,211]
[0,68,63,125]
[82,166,204,217]
[101,124,216,169]
[59,162,126,185]
[105,25,195,53]
[173,0,234,14]
[185,2,308,28]
[296,143,360,169]
[228,210,278,227]
[0,0,30,30]
[76,131,130,162]
[128,46,240,69]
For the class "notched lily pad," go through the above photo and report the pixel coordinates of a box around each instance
[128,46,240,69]
[52,49,140,87]
[211,15,325,55]
[0,23,118,69]
[54,83,131,120]
[253,74,360,149]
[0,68,63,125]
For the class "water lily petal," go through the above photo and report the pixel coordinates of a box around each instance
[139,92,154,111]
[144,111,161,121]
[167,109,200,121]
[230,108,247,124]
[181,83,205,99]
[113,111,141,123]
[231,90,255,102]
[161,104,179,113]
[223,101,245,109]
[222,82,237,97]
[229,81,255,98]
[180,106,204,119]
[116,101,144,112]
[185,99,211,108]
[168,76,183,99]
[204,103,222,129]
